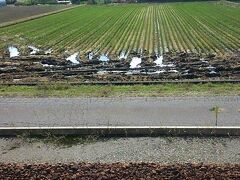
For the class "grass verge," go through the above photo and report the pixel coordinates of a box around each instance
[20,135,101,148]
[0,83,239,97]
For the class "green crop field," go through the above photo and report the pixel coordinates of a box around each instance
[0,2,240,56]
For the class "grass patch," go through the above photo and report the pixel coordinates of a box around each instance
[41,135,101,148]
[0,83,239,97]
[16,132,103,148]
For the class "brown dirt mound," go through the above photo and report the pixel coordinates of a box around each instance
[0,163,239,179]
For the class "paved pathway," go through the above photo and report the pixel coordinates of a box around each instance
[0,96,239,127]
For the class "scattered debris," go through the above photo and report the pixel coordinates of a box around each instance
[8,46,20,58]
[97,70,107,75]
[66,52,80,64]
[28,46,40,55]
[147,70,166,75]
[125,70,141,75]
[130,57,141,68]
[206,65,216,70]
[88,52,94,60]
[169,69,178,73]
[45,49,53,55]
[209,70,217,74]
[154,55,163,66]
[119,51,128,60]
[99,54,109,62]
[0,50,239,83]
[41,62,54,67]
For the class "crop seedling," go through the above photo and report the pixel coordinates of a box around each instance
[210,105,223,126]
[0,3,239,56]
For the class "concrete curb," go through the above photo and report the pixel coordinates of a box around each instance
[0,126,239,137]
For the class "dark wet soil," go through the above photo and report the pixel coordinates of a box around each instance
[0,163,239,179]
[0,51,239,83]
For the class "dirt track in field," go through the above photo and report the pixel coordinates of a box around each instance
[0,5,68,24]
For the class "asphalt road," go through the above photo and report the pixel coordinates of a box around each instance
[0,137,239,163]
[0,96,239,127]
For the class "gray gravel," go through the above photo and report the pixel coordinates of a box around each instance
[0,137,240,163]
[0,96,239,127]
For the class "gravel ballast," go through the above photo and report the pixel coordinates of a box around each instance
[1,137,240,164]
[0,163,239,179]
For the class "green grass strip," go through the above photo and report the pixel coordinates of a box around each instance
[0,83,239,98]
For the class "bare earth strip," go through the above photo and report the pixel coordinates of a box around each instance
[0,5,79,27]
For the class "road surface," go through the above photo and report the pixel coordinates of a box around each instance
[0,96,239,127]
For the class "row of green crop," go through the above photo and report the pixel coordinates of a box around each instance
[0,3,239,56]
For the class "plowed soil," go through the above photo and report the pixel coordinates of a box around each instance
[0,163,239,179]
[0,5,68,24]
[0,51,239,83]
